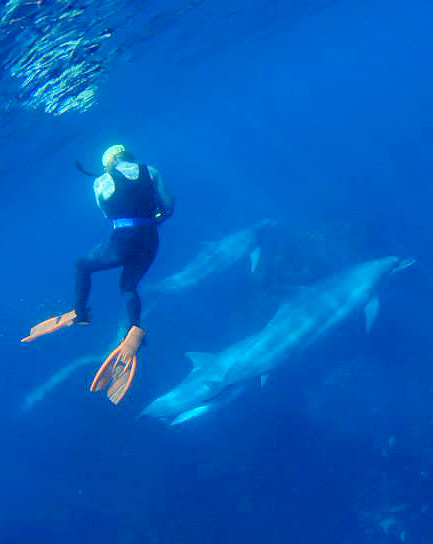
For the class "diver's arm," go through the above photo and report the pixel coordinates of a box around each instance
[93,173,113,216]
[148,165,175,220]
[93,178,104,210]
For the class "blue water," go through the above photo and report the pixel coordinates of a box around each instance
[1,0,433,542]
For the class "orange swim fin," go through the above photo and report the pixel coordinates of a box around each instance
[90,326,145,405]
[21,310,78,343]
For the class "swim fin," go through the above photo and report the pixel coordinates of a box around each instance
[21,310,79,343]
[90,326,145,405]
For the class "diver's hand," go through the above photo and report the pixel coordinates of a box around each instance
[154,209,170,224]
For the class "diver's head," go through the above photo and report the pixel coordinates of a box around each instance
[102,144,135,170]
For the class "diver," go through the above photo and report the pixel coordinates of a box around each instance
[21,144,174,404]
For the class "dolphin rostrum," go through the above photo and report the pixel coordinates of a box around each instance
[142,256,414,424]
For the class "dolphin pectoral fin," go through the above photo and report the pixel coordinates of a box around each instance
[185,351,217,370]
[250,247,261,273]
[260,375,269,387]
[170,405,210,425]
[364,297,380,333]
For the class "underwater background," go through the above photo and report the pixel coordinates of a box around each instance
[1,0,433,542]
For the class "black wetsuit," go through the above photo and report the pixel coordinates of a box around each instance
[75,164,159,328]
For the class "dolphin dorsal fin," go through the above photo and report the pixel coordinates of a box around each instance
[250,247,261,273]
[185,351,217,370]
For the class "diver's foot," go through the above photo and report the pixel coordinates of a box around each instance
[74,307,91,325]
[21,310,78,343]
[90,326,145,404]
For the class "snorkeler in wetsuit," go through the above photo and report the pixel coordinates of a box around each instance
[22,145,174,404]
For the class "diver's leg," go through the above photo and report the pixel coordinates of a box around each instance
[120,229,159,329]
[122,288,141,328]
[75,237,123,322]
[89,231,157,402]
[22,248,113,342]
[75,258,93,322]
[89,230,157,403]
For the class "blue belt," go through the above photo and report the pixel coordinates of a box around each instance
[112,218,156,229]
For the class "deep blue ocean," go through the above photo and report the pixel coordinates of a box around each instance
[1,0,433,542]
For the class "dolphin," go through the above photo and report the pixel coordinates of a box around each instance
[142,256,414,424]
[150,219,275,293]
